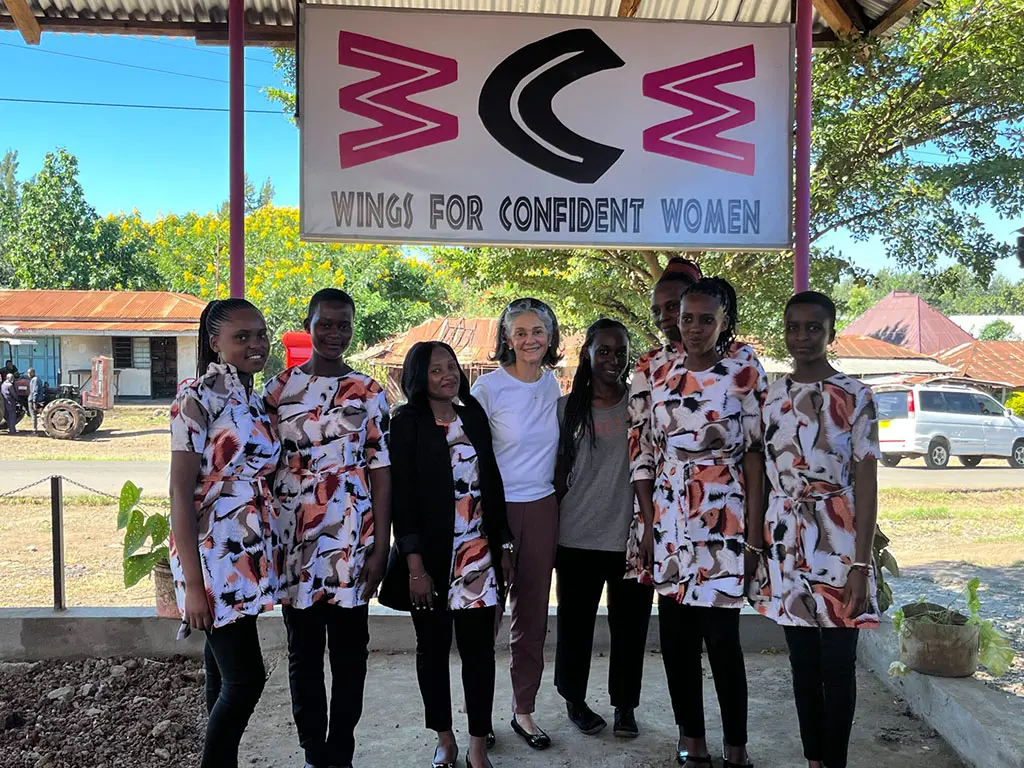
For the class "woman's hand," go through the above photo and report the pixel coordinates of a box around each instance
[359,548,387,603]
[639,529,655,572]
[743,549,761,589]
[842,568,869,618]
[184,584,213,632]
[501,549,515,588]
[409,570,435,611]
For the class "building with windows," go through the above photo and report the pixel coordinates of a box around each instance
[0,290,204,399]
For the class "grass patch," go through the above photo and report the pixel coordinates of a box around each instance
[882,506,955,522]
[18,454,164,462]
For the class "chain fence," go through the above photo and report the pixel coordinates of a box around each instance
[2,474,129,611]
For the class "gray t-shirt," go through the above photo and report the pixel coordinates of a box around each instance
[557,393,633,552]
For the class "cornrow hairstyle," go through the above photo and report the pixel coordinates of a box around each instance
[558,319,629,479]
[306,288,355,320]
[785,290,837,327]
[682,277,739,358]
[196,298,261,378]
[656,256,703,287]
[491,297,563,368]
[398,340,485,419]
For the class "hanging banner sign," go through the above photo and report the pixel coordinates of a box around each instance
[299,5,793,249]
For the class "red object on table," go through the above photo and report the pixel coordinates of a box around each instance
[281,331,313,368]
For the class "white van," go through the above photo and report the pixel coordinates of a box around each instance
[874,383,1024,469]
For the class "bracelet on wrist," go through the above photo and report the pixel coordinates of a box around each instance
[409,573,428,581]
[743,542,765,555]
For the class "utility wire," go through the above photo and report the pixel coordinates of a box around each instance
[0,41,275,90]
[136,37,279,65]
[0,97,284,114]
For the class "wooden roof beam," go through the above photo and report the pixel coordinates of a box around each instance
[812,0,862,35]
[870,0,924,36]
[2,0,41,44]
[617,0,641,18]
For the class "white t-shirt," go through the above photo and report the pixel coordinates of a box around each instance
[471,366,561,503]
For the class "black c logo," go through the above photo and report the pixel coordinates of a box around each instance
[478,29,625,184]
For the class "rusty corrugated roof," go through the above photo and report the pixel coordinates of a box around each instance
[840,291,975,356]
[937,341,1024,389]
[360,317,500,367]
[0,0,937,43]
[831,334,933,360]
[0,290,205,333]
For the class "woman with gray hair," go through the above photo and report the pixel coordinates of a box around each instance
[471,298,562,751]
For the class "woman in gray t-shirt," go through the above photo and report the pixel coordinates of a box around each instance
[554,319,655,740]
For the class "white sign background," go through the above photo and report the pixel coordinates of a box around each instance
[300,5,793,249]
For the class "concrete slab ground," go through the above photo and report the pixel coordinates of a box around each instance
[240,651,962,768]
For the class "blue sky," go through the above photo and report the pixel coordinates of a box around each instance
[1,30,1021,277]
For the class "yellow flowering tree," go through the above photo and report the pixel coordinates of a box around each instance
[134,206,463,374]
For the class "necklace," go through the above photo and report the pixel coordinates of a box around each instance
[435,408,457,424]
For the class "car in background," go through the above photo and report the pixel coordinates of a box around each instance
[874,383,1024,469]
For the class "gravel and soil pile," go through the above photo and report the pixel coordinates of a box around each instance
[0,656,206,768]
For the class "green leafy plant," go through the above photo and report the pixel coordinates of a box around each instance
[1005,392,1024,417]
[116,480,171,588]
[891,578,1015,677]
[872,525,899,613]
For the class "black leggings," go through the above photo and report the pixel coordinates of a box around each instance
[203,615,267,768]
[284,602,370,768]
[412,606,497,738]
[659,598,747,747]
[784,626,860,768]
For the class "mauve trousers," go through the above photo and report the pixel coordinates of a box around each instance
[501,494,559,715]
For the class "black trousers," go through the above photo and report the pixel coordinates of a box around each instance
[283,602,370,768]
[659,597,747,747]
[412,605,497,738]
[554,546,654,709]
[202,615,267,768]
[785,626,860,768]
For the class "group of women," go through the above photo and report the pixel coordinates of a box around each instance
[169,258,880,768]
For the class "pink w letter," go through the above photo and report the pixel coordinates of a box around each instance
[643,45,756,175]
[338,32,459,169]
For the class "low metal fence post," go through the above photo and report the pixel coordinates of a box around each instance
[51,476,66,611]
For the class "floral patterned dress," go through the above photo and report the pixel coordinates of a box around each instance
[169,362,284,629]
[755,374,880,628]
[626,346,766,608]
[263,368,390,610]
[442,416,499,610]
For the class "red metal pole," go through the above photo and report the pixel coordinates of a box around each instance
[229,0,245,298]
[794,0,813,293]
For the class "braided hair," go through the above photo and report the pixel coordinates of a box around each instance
[681,277,738,358]
[557,319,629,477]
[196,298,260,378]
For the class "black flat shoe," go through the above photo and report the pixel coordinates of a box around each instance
[431,745,458,768]
[486,731,495,750]
[466,756,493,768]
[613,707,639,738]
[566,701,607,735]
[676,750,714,766]
[510,717,551,750]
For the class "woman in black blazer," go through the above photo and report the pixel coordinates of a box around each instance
[379,341,514,768]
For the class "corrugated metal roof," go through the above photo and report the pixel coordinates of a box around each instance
[840,291,975,356]
[360,317,500,367]
[937,341,1024,389]
[0,290,205,333]
[0,0,935,40]
[8,320,199,334]
[831,334,934,360]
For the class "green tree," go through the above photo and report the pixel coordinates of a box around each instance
[979,319,1016,340]
[0,150,19,286]
[0,149,161,290]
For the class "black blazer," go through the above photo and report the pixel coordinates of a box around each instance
[378,400,513,612]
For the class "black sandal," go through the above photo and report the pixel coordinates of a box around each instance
[676,750,714,766]
[721,744,753,768]
[431,744,458,768]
